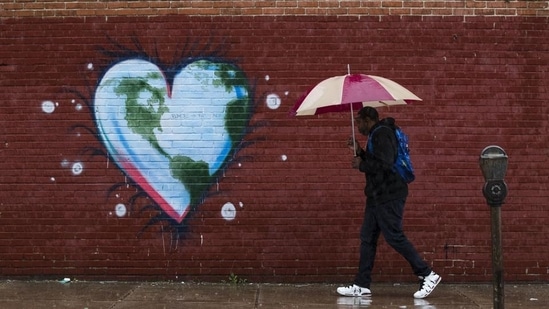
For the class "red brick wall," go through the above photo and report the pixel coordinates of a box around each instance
[1,2,548,283]
[1,0,548,17]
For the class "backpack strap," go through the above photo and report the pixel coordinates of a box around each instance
[367,125,397,159]
[366,125,398,171]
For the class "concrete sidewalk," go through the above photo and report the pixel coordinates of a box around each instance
[0,280,547,308]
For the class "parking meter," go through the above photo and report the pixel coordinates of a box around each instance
[479,145,508,309]
[479,146,508,206]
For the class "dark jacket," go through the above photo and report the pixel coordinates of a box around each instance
[357,118,408,203]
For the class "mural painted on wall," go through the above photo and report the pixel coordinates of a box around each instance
[95,58,251,224]
[41,38,278,244]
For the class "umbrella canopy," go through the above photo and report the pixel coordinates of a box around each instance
[291,74,422,116]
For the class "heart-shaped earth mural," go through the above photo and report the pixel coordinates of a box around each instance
[94,59,251,223]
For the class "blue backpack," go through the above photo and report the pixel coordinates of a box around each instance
[367,125,415,183]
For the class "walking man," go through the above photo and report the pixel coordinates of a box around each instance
[337,106,441,299]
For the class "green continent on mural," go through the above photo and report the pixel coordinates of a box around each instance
[169,156,211,206]
[114,72,169,157]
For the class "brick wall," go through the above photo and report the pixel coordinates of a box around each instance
[1,0,548,17]
[0,1,548,283]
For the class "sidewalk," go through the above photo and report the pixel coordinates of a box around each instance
[0,280,547,308]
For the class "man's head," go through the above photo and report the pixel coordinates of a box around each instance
[356,106,379,135]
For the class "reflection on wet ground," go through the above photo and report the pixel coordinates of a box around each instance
[0,280,546,308]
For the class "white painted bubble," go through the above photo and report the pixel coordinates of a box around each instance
[221,202,236,221]
[265,75,270,81]
[42,101,56,113]
[75,103,83,111]
[71,162,83,175]
[266,93,281,110]
[87,63,94,70]
[281,154,287,161]
[115,203,127,217]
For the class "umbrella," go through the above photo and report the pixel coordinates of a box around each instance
[291,73,422,144]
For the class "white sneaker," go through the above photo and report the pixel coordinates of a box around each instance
[336,284,371,297]
[413,271,441,299]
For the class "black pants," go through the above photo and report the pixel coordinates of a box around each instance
[354,197,431,288]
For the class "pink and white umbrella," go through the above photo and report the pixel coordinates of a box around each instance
[291,74,422,116]
[291,73,422,143]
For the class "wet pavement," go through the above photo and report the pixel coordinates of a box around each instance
[0,280,547,308]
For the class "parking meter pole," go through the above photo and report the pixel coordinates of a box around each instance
[479,146,508,309]
[491,205,504,309]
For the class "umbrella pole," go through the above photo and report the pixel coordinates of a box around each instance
[348,63,356,156]
[350,104,356,156]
